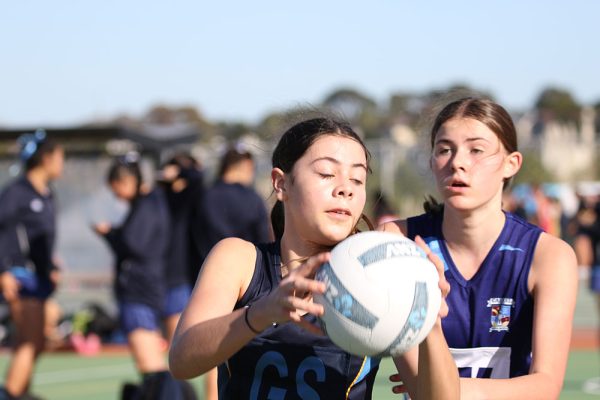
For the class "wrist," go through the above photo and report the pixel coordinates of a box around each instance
[244,302,277,334]
[244,304,265,334]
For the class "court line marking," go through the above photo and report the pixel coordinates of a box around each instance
[35,363,136,385]
[583,376,600,395]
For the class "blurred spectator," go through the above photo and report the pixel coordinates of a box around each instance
[0,130,64,400]
[93,154,194,398]
[197,145,270,260]
[157,153,204,341]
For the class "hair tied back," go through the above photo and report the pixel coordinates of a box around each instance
[17,129,47,162]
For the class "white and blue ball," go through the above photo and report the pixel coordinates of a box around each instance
[314,231,441,357]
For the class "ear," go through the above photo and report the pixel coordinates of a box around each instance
[271,168,287,201]
[503,151,522,180]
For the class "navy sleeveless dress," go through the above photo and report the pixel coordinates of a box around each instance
[407,211,542,378]
[218,242,380,400]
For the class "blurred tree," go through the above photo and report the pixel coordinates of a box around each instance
[143,104,216,140]
[255,111,290,141]
[534,87,581,125]
[323,87,377,120]
[215,121,252,140]
[322,87,383,138]
[145,105,175,124]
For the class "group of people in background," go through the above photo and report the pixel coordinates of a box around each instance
[0,96,588,399]
[0,134,269,399]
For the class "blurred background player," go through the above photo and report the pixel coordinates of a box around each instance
[0,130,64,400]
[157,153,204,341]
[197,145,270,260]
[93,154,186,398]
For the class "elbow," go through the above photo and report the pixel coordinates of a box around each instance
[168,342,210,380]
[168,347,193,380]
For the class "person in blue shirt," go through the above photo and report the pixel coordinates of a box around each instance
[384,97,578,399]
[93,154,173,389]
[169,117,458,400]
[0,130,64,400]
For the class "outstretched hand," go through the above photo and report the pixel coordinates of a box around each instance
[250,252,329,335]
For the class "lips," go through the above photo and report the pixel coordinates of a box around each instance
[445,176,469,188]
[326,208,352,217]
[450,180,468,187]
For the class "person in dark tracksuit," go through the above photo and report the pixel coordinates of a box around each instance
[157,153,204,342]
[198,146,270,262]
[169,118,457,400]
[93,154,175,396]
[0,130,64,400]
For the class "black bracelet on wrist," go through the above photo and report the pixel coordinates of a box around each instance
[244,305,262,334]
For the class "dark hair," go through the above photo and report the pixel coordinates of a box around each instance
[18,129,61,172]
[107,152,143,196]
[218,146,253,178]
[165,152,200,170]
[270,117,371,240]
[425,97,518,214]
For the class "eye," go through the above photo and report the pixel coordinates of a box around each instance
[318,173,334,179]
[470,148,485,155]
[351,178,364,185]
[435,147,451,156]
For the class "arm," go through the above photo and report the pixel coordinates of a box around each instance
[0,186,24,299]
[381,221,460,400]
[168,238,328,379]
[0,185,22,229]
[100,195,167,258]
[459,234,577,399]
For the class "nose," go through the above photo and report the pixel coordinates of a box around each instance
[450,149,471,172]
[333,180,353,199]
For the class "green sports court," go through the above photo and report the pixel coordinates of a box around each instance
[0,350,597,399]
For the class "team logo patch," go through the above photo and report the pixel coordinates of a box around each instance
[30,198,44,213]
[487,297,514,332]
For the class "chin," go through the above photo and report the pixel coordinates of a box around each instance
[320,229,353,246]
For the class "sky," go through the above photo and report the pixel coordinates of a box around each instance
[1,1,599,128]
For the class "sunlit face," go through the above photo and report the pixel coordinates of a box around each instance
[109,175,138,201]
[42,147,65,180]
[278,135,368,246]
[431,117,520,211]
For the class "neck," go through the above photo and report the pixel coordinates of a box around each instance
[279,232,332,271]
[441,202,505,253]
[26,169,50,195]
[222,169,250,186]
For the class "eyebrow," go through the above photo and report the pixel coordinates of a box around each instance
[311,156,368,171]
[434,137,491,145]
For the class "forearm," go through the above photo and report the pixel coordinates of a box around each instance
[460,372,561,400]
[169,307,257,379]
[417,323,459,400]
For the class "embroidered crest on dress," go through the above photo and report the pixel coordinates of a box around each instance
[487,297,514,332]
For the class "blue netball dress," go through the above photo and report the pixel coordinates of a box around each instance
[407,211,542,379]
[218,242,380,400]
